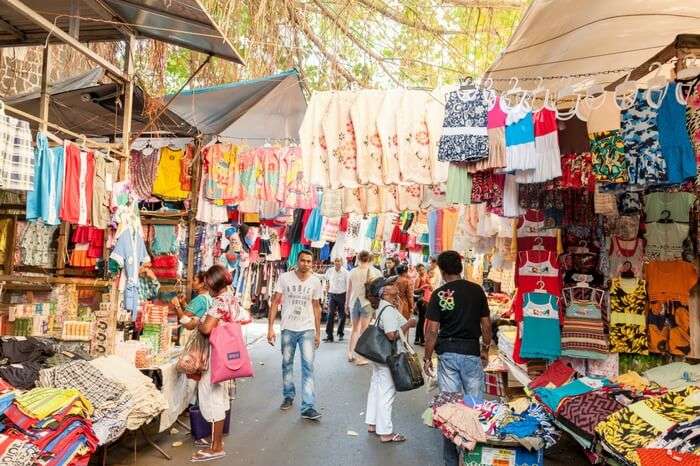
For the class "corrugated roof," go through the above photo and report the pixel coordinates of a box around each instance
[0,0,243,64]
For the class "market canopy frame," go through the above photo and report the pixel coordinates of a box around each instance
[167,69,307,143]
[485,0,700,91]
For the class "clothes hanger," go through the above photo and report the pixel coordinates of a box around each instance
[645,62,669,109]
[529,77,550,112]
[676,54,700,81]
[533,279,547,293]
[531,236,545,251]
[614,70,638,110]
[582,81,607,111]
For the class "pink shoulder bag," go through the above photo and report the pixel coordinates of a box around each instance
[209,321,254,383]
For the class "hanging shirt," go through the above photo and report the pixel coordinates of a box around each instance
[300,91,332,188]
[322,91,359,189]
[377,89,404,185]
[398,90,433,184]
[26,133,65,226]
[110,227,150,318]
[350,90,385,186]
[60,142,94,226]
[438,89,489,163]
[152,146,190,201]
[92,154,117,229]
[0,116,34,191]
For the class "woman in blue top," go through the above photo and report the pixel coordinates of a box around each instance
[173,272,212,321]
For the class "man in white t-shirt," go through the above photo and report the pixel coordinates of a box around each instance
[323,257,349,342]
[268,250,323,420]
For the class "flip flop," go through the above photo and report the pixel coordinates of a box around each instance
[355,360,369,366]
[194,439,210,447]
[191,450,226,462]
[380,433,406,443]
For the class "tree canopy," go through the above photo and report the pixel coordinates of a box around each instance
[133,0,526,95]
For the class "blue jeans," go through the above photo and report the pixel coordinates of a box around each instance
[281,329,316,413]
[437,352,485,466]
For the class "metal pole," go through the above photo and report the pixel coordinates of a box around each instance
[38,45,50,133]
[121,35,136,180]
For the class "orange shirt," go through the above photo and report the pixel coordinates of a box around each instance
[644,260,697,303]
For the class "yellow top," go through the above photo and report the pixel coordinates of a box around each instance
[16,387,94,419]
[152,147,191,201]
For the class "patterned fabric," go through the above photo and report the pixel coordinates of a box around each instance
[590,130,628,183]
[557,388,625,440]
[19,222,57,268]
[609,278,649,354]
[38,360,131,419]
[437,90,489,162]
[685,76,700,165]
[561,301,609,359]
[128,149,160,199]
[648,300,691,356]
[595,387,699,465]
[0,116,34,191]
[621,91,666,185]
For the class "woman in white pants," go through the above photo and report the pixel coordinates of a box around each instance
[365,280,416,443]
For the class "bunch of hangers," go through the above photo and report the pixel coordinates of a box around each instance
[458,54,700,119]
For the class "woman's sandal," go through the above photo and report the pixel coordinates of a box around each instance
[194,439,210,447]
[380,433,406,443]
[367,425,376,434]
[191,450,226,462]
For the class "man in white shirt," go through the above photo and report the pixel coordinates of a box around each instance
[268,250,323,421]
[323,257,349,343]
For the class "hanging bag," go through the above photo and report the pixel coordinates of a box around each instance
[387,330,425,392]
[176,330,209,377]
[354,305,393,363]
[209,321,254,383]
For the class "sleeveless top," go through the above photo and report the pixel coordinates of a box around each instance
[621,91,666,185]
[504,100,537,171]
[609,277,648,354]
[437,89,489,162]
[657,83,697,184]
[608,236,644,278]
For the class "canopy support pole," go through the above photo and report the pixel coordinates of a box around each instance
[121,35,136,178]
[38,45,50,133]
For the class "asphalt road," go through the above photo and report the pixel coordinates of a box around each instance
[102,322,591,466]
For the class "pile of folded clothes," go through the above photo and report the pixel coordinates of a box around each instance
[0,387,98,465]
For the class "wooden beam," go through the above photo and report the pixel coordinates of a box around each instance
[120,35,135,178]
[38,46,49,133]
[186,139,203,298]
[0,274,111,287]
[0,16,25,40]
[4,0,128,82]
[68,0,80,39]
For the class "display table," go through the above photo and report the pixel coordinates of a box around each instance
[140,356,196,433]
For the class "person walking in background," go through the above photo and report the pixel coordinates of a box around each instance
[364,278,417,444]
[324,257,349,342]
[414,263,432,346]
[394,264,414,320]
[383,256,398,278]
[422,251,492,466]
[346,250,382,365]
[191,265,239,462]
[428,257,442,290]
[267,250,324,421]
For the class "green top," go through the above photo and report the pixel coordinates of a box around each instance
[186,294,213,318]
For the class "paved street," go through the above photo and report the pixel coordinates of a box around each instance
[104,322,590,466]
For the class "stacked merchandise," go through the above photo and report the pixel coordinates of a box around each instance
[0,387,99,465]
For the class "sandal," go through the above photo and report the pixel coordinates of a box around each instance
[380,433,406,443]
[191,450,226,462]
[367,425,376,434]
[194,439,210,447]
[355,360,369,366]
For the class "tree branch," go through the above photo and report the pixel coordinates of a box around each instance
[286,2,358,85]
[446,0,526,9]
[354,0,464,35]
[309,0,402,86]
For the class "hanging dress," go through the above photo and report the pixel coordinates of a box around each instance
[608,236,644,278]
[350,90,385,186]
[60,142,94,226]
[657,82,697,183]
[300,91,332,188]
[486,94,507,171]
[398,90,433,184]
[445,164,472,205]
[26,133,64,226]
[621,90,666,185]
[583,92,627,183]
[152,146,190,201]
[520,292,561,360]
[684,76,700,165]
[425,87,450,184]
[609,277,648,354]
[377,89,405,186]
[437,89,489,162]
[129,148,159,199]
[516,106,562,183]
[322,91,359,189]
[504,99,537,171]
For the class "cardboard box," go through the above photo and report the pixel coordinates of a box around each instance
[463,445,543,466]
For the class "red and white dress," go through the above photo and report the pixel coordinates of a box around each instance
[60,142,94,225]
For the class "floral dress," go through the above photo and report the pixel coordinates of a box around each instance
[609,278,648,354]
[437,89,489,162]
[590,132,627,183]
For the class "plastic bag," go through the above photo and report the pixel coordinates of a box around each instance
[176,330,209,376]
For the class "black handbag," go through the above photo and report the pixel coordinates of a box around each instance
[387,331,425,392]
[354,305,393,363]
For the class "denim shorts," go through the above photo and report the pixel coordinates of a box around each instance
[351,298,371,320]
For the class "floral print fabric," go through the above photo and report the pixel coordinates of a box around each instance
[609,278,649,354]
[437,90,489,162]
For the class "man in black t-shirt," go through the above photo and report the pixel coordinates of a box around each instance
[423,251,492,466]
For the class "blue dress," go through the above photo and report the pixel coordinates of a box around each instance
[26,133,65,225]
[657,83,697,183]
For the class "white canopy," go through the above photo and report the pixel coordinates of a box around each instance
[486,0,700,91]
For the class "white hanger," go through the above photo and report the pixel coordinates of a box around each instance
[504,77,526,107]
[529,77,550,112]
[645,62,669,109]
[582,82,606,111]
[676,54,700,80]
[555,93,581,121]
[614,70,638,110]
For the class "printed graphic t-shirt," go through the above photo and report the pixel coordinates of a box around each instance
[275,271,323,332]
[426,279,489,356]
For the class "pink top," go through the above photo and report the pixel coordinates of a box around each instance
[533,108,558,137]
[487,96,507,129]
